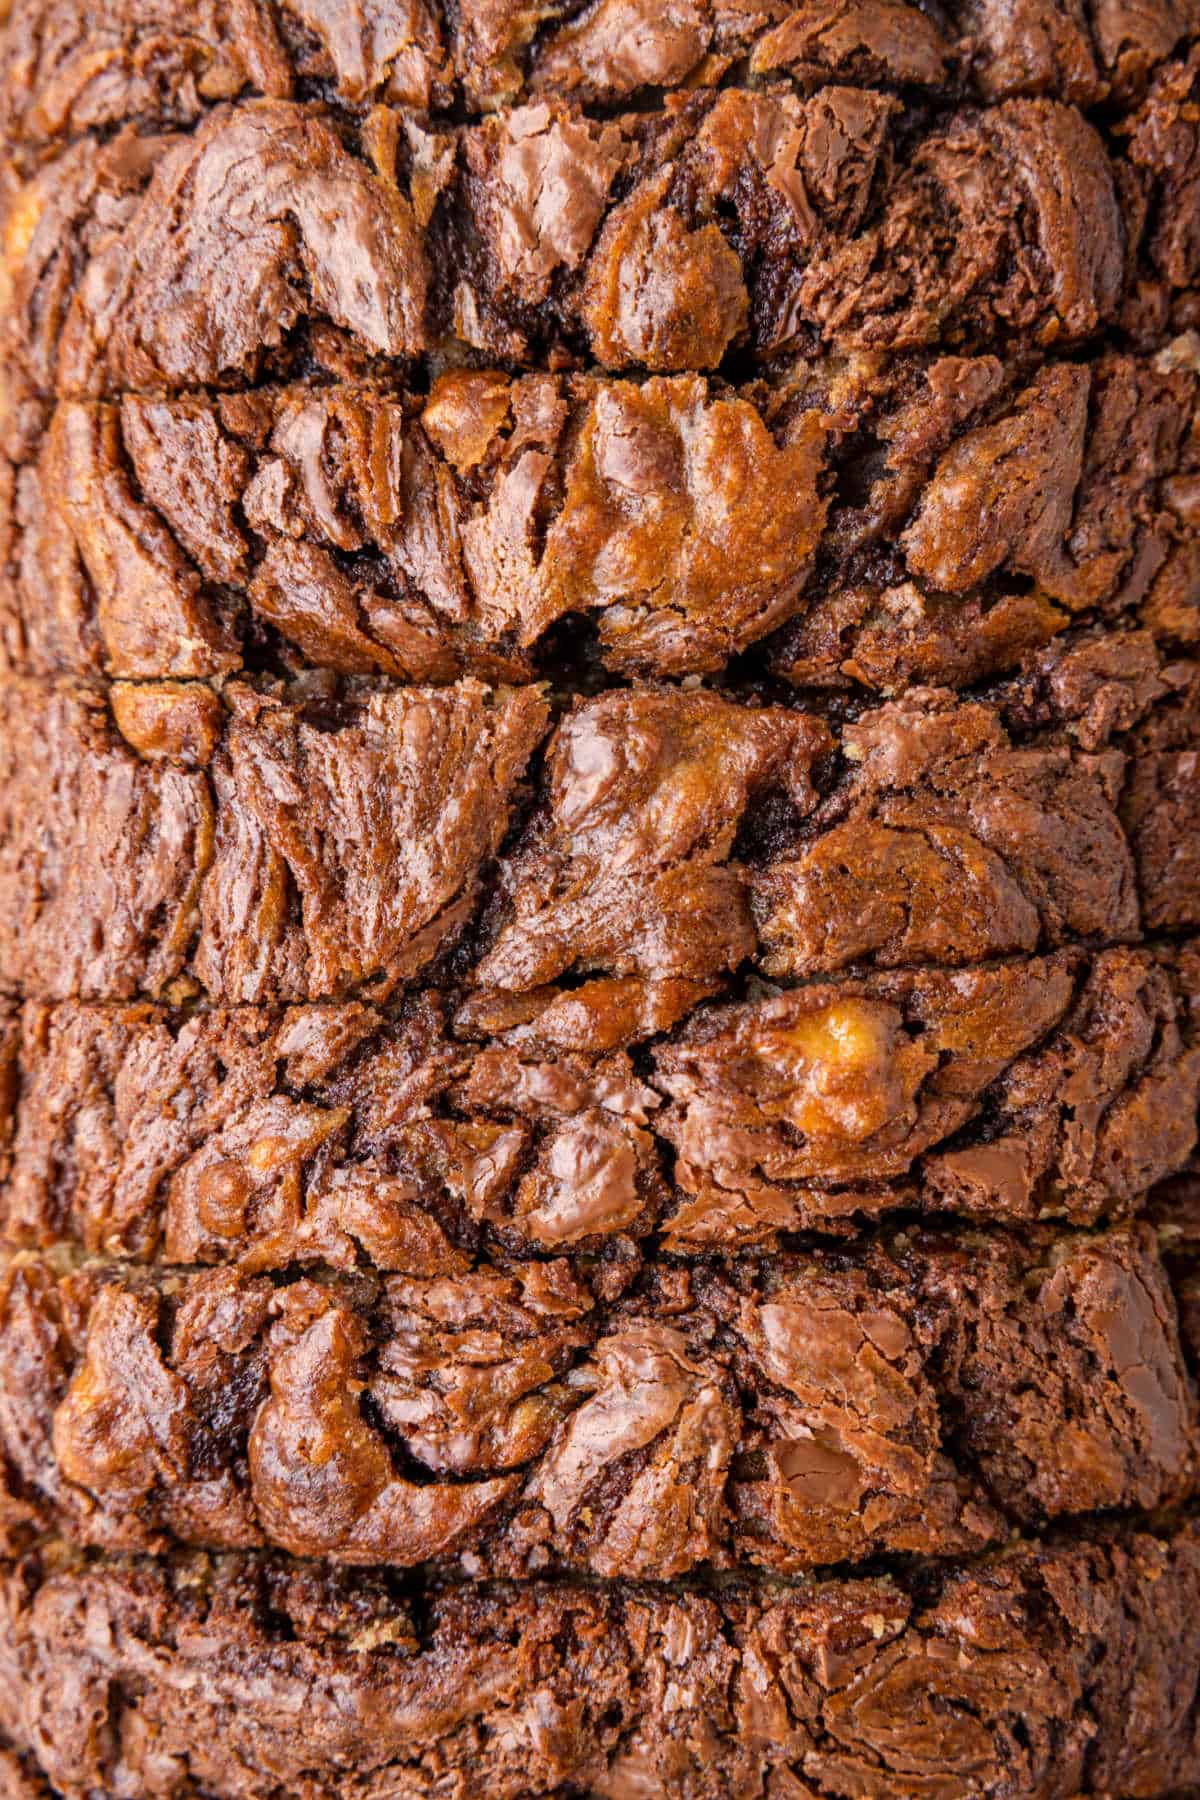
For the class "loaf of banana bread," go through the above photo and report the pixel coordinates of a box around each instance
[1,2,1197,1793]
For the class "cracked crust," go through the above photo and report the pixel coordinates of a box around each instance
[0,8,1197,1788]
